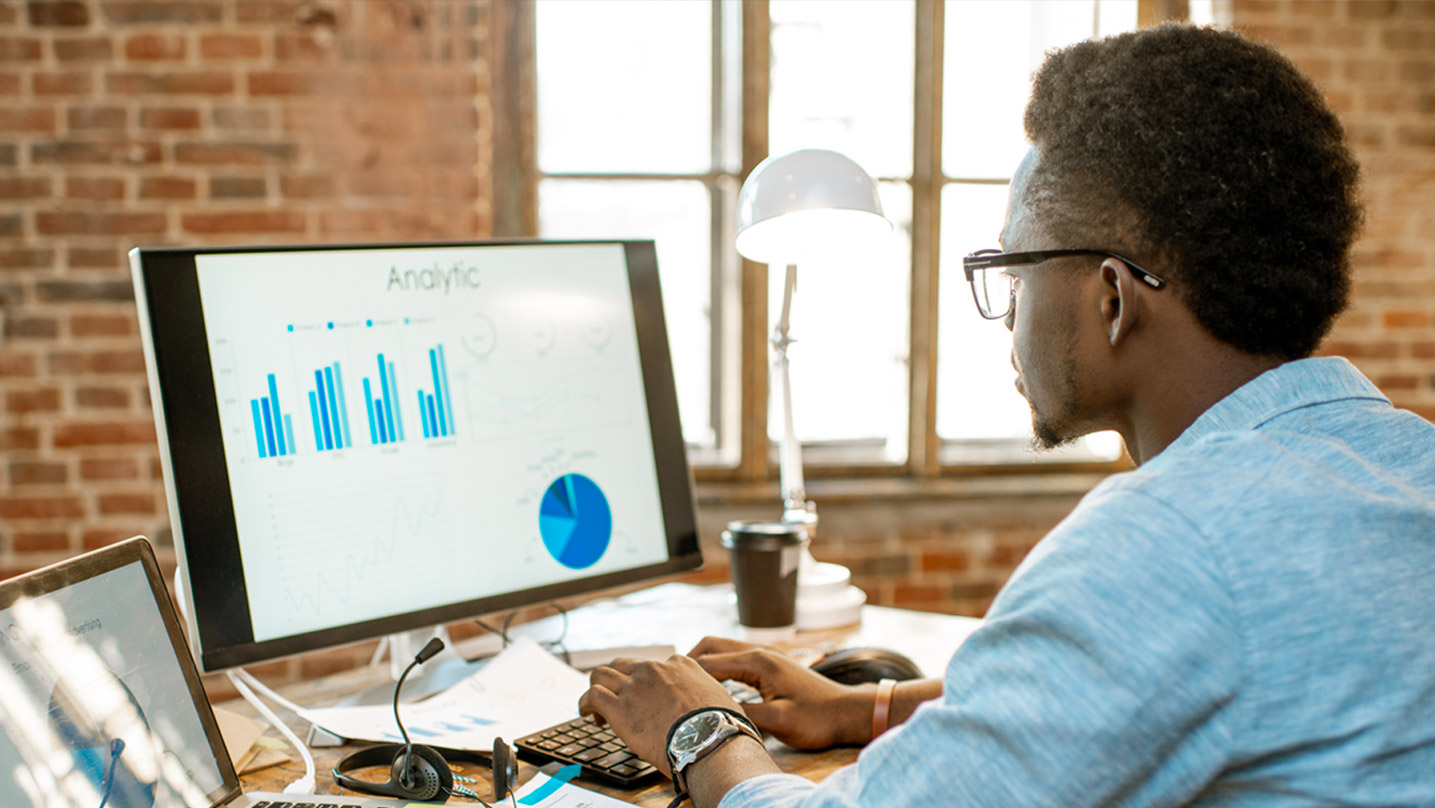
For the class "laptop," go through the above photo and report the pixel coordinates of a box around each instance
[0,536,445,807]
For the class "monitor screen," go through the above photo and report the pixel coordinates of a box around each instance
[131,240,701,672]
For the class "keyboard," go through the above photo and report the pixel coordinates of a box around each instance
[515,680,761,787]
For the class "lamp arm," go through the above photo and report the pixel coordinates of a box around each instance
[771,264,814,526]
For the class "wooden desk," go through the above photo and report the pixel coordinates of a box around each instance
[236,583,980,806]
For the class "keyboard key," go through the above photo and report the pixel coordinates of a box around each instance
[573,748,607,762]
[594,750,634,769]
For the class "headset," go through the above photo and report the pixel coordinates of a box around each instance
[333,639,519,804]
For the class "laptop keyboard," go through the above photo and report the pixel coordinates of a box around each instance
[515,680,761,787]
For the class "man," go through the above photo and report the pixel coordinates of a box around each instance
[578,24,1435,807]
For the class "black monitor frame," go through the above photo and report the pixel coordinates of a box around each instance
[131,239,702,672]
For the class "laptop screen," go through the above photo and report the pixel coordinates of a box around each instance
[0,544,230,808]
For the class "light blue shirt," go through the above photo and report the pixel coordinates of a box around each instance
[721,357,1435,807]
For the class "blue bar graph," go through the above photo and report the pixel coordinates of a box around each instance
[363,352,408,446]
[249,372,294,459]
[418,343,454,439]
[307,361,353,452]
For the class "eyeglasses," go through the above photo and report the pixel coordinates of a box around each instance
[963,248,1168,320]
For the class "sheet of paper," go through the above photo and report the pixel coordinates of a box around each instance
[511,768,641,807]
[299,638,589,751]
[212,703,266,763]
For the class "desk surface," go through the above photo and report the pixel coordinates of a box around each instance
[236,583,980,806]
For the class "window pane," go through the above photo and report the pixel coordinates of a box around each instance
[769,0,915,180]
[538,179,715,447]
[769,182,911,458]
[943,1,1138,179]
[536,0,711,174]
[936,183,1031,441]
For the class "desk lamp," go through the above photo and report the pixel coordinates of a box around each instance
[735,148,890,628]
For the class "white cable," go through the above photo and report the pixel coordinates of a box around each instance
[226,669,316,795]
[232,668,308,715]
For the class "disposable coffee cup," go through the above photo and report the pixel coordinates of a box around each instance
[722,520,809,633]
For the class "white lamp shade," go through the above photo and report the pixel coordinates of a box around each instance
[735,148,891,265]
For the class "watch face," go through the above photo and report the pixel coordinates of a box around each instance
[673,711,723,753]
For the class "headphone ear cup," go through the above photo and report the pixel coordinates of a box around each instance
[492,738,517,799]
[389,744,452,803]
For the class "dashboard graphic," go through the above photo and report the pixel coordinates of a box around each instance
[539,473,612,569]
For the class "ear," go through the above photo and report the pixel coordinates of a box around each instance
[1099,259,1142,347]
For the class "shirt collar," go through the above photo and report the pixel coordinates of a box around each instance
[1164,356,1389,455]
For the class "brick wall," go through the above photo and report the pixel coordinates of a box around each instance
[2,0,1432,695]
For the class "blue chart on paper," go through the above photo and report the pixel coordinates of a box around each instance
[538,473,612,570]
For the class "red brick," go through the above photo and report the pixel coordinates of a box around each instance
[75,386,132,409]
[48,349,146,374]
[274,32,331,61]
[0,73,21,95]
[181,210,306,234]
[33,70,93,95]
[1349,0,1399,18]
[13,531,71,552]
[0,247,55,269]
[139,176,197,199]
[6,388,61,413]
[0,107,56,132]
[919,551,970,573]
[281,174,335,198]
[125,33,187,60]
[1382,29,1435,51]
[33,140,161,164]
[0,213,21,237]
[27,1,91,27]
[67,106,128,130]
[248,70,363,96]
[1383,310,1432,328]
[98,492,156,514]
[65,176,127,200]
[0,177,53,198]
[4,316,59,338]
[54,37,115,61]
[53,421,157,447]
[213,106,270,130]
[1375,374,1419,390]
[106,71,235,95]
[174,141,298,164]
[0,5,13,23]
[0,428,41,451]
[36,211,167,235]
[10,462,68,485]
[102,2,224,24]
[71,315,134,337]
[0,37,43,61]
[68,247,121,269]
[140,106,201,129]
[80,457,140,480]
[0,353,38,377]
[0,496,84,519]
[82,529,137,551]
[200,34,263,60]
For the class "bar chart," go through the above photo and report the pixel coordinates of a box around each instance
[418,344,456,439]
[307,361,354,452]
[362,352,407,446]
[250,373,297,459]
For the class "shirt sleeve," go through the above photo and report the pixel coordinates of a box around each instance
[719,484,1245,808]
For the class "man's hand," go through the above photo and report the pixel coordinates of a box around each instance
[689,637,876,750]
[577,654,743,776]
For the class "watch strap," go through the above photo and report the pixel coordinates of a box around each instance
[665,707,761,798]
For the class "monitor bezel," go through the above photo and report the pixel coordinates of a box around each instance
[131,239,702,673]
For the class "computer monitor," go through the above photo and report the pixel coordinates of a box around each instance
[131,240,702,673]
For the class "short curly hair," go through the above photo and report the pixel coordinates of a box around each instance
[1024,24,1362,360]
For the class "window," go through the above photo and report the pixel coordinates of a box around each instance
[532,0,1141,480]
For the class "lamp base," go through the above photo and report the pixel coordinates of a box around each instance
[795,551,866,630]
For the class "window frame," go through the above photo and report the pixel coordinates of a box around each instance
[506,0,1188,488]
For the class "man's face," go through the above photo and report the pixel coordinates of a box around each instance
[1000,150,1096,450]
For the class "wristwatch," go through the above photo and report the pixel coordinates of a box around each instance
[666,708,763,797]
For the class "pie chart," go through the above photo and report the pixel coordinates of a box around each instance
[539,473,612,569]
